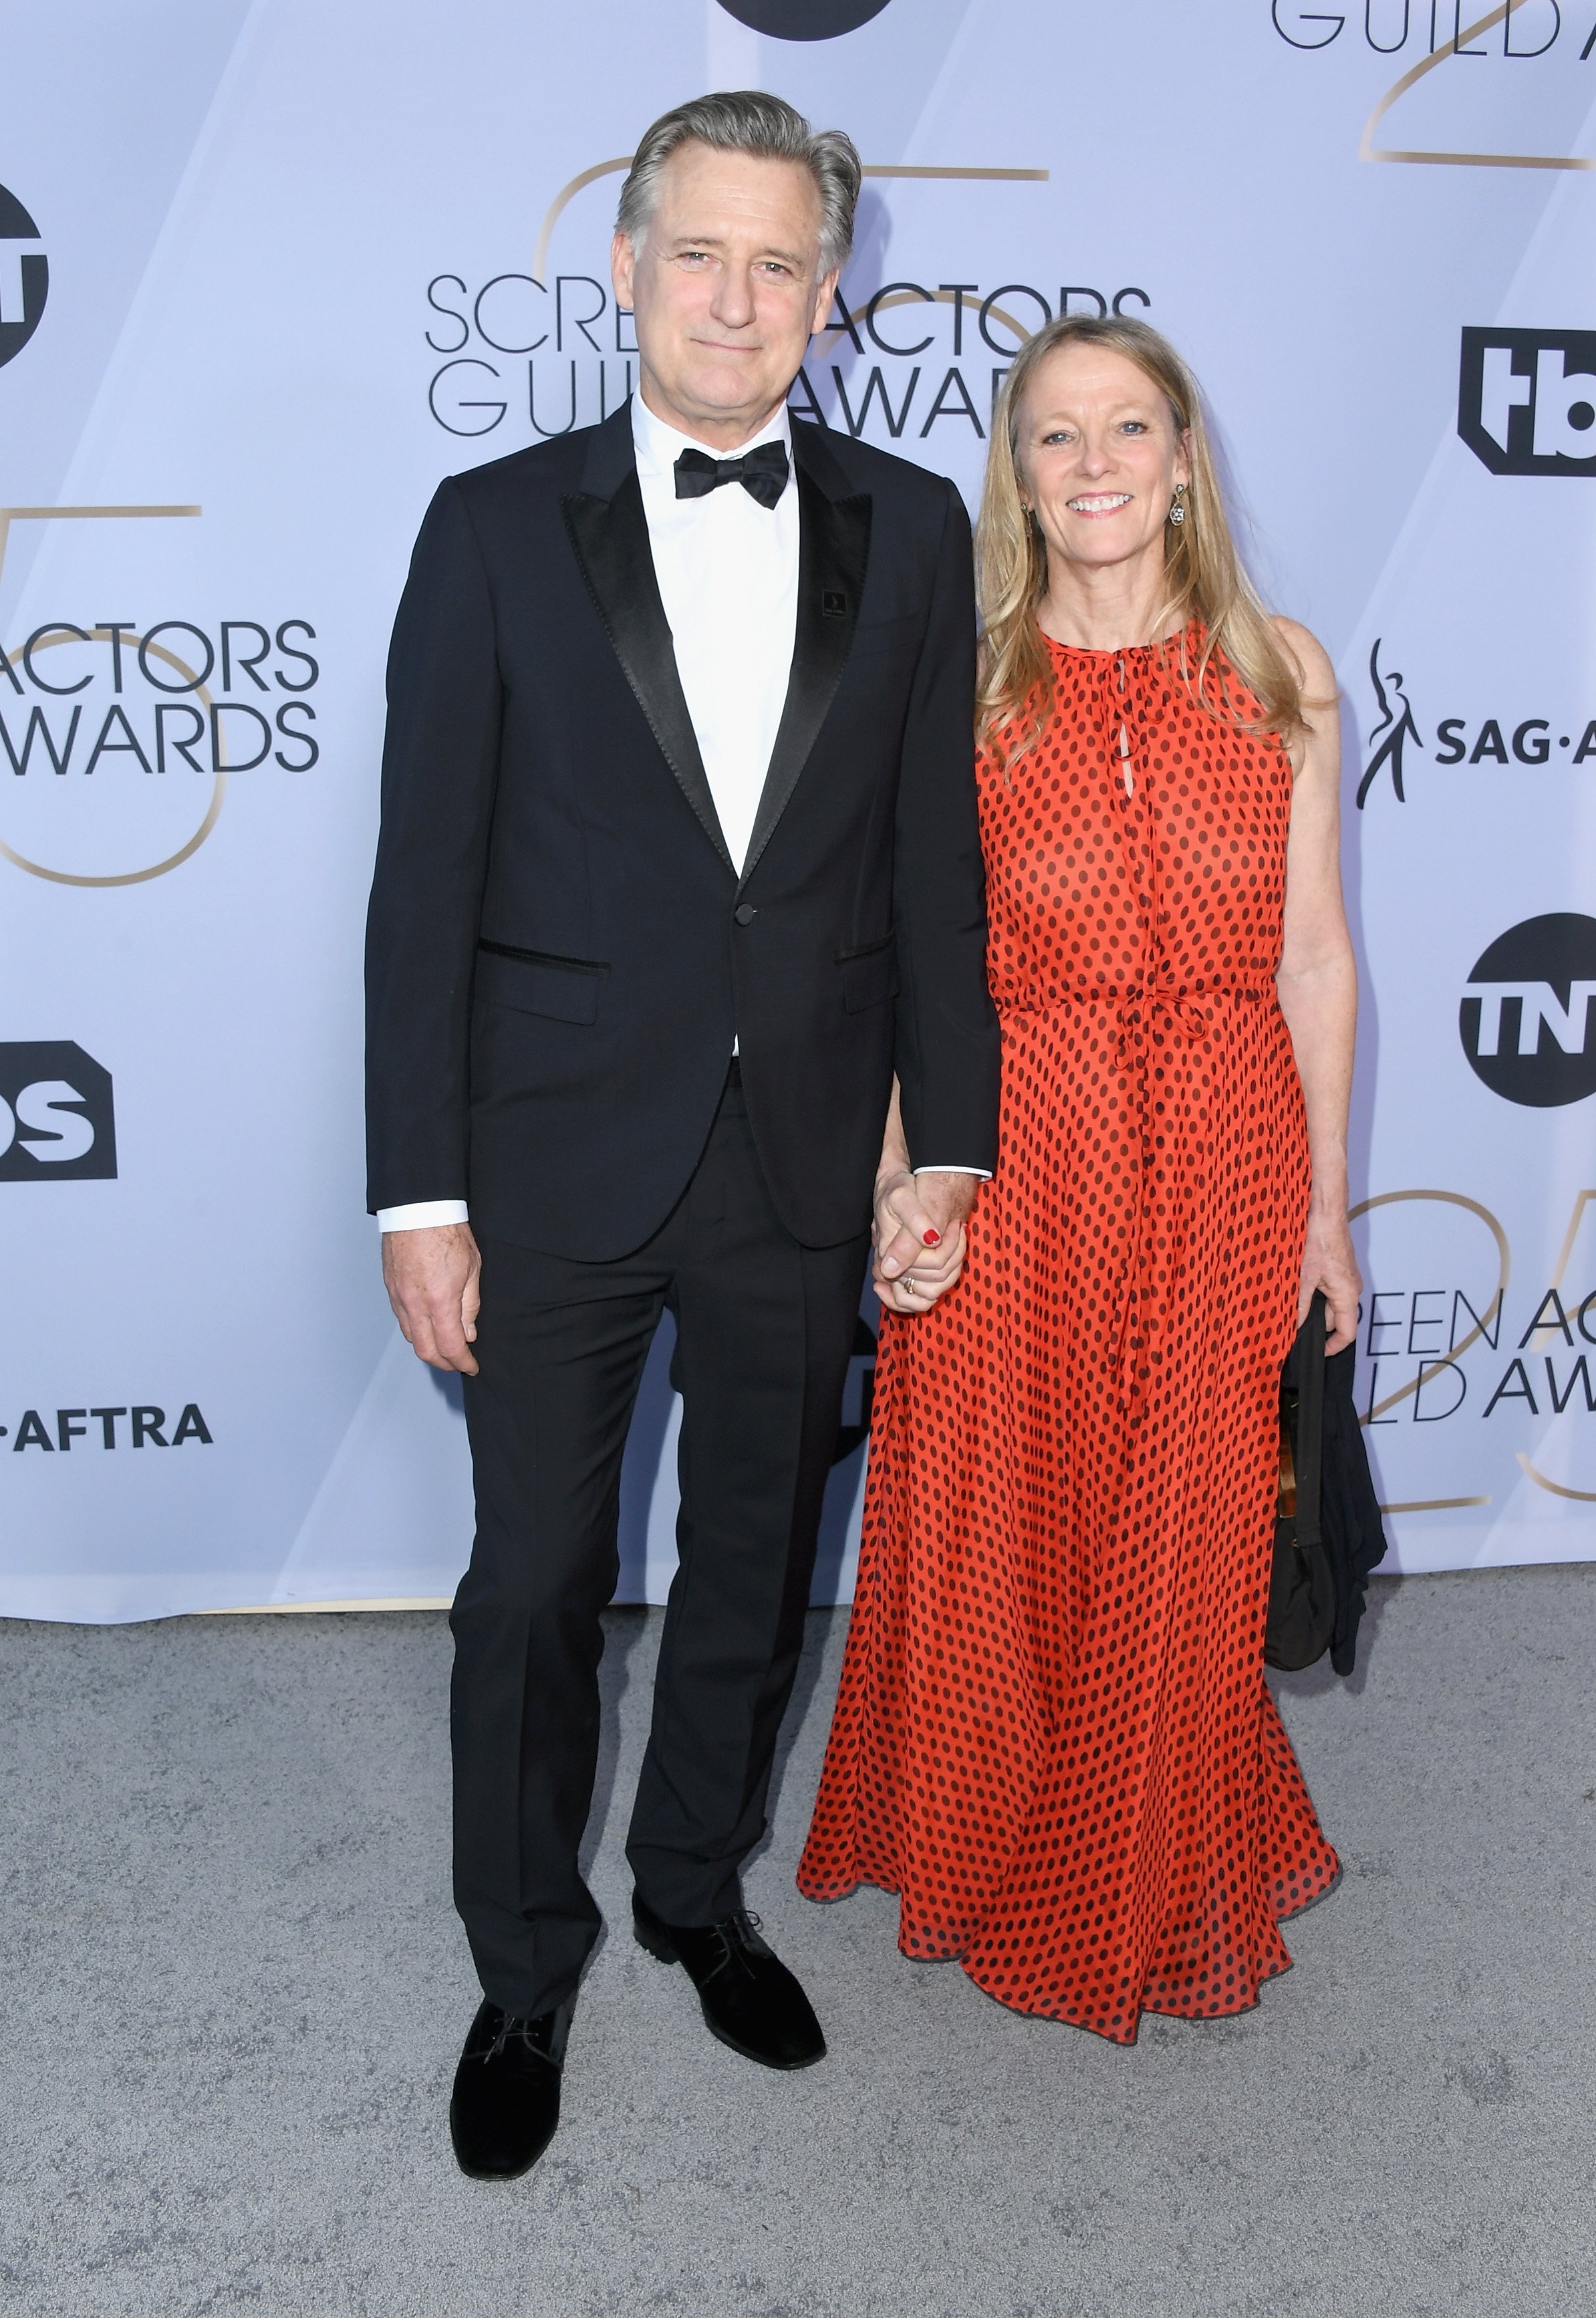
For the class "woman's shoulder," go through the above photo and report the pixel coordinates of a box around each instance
[1269,614,1337,702]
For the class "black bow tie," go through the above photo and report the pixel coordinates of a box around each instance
[673,440,790,511]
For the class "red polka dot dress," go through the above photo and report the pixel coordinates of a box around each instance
[798,624,1339,2041]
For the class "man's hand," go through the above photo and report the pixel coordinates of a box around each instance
[874,1168,980,1316]
[382,1223,483,1374]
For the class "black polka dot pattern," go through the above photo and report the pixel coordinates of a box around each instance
[799,624,1339,2042]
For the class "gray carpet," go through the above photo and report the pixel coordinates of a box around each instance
[2,1569,1593,2317]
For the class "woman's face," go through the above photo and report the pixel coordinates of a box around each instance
[1016,342,1190,584]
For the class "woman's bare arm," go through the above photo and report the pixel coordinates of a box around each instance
[1274,617,1363,1355]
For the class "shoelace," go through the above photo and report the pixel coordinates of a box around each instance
[699,1910,764,1986]
[484,2011,552,2063]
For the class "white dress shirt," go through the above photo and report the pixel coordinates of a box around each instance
[632,393,799,876]
[379,393,980,1232]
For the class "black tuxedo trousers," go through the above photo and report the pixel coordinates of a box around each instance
[454,1068,868,2017]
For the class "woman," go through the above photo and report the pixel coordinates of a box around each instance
[799,316,1361,2041]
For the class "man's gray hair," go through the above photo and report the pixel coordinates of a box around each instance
[617,91,861,279]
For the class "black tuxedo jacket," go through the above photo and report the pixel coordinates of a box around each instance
[366,403,999,1261]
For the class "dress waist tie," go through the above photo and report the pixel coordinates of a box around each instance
[989,978,1273,1418]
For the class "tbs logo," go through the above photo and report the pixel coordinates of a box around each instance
[1458,330,1596,478]
[0,1043,116,1180]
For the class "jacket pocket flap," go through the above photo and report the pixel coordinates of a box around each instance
[840,944,900,1014]
[477,947,602,1025]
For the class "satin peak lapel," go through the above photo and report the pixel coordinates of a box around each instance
[561,470,736,878]
[740,464,872,886]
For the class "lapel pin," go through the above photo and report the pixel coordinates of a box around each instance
[822,590,847,618]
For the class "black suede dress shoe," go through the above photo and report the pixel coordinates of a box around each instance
[633,1894,825,2069]
[448,1998,572,2180]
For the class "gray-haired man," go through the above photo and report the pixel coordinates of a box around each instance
[366,92,999,2176]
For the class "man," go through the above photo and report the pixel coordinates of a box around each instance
[366,91,999,2180]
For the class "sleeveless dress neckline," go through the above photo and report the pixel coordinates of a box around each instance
[1037,615,1200,661]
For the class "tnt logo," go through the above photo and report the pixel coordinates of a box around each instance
[0,1043,117,1180]
[1460,915,1596,1109]
[0,184,47,370]
[1458,329,1596,478]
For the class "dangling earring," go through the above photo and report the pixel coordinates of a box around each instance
[1168,482,1188,527]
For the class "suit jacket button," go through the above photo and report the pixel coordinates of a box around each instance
[734,903,757,925]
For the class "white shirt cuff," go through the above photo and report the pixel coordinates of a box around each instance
[377,1199,470,1231]
[913,1165,992,1180]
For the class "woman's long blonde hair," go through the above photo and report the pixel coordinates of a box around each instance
[975,314,1309,764]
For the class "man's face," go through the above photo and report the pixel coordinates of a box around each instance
[612,142,838,447]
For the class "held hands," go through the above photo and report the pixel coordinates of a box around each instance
[1298,1204,1362,1357]
[382,1222,483,1374]
[874,1167,978,1316]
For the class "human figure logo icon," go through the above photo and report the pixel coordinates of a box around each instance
[1357,640,1422,807]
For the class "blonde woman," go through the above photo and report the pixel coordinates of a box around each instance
[800,316,1360,2041]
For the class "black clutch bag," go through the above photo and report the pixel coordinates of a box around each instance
[1266,1291,1391,1676]
[1266,1291,1337,1672]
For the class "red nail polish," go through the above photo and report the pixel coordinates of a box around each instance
[923,1229,940,1247]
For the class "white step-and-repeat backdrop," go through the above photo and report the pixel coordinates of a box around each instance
[1,1,1591,1620]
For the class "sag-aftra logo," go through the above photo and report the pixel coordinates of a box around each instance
[5,1402,212,1451]
[1355,641,1596,809]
